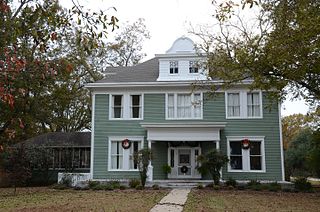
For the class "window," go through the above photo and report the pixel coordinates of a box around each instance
[169,61,178,74]
[109,138,143,171]
[226,91,262,119]
[227,137,265,172]
[247,92,261,117]
[189,61,199,73]
[51,147,90,169]
[111,95,123,118]
[130,95,141,118]
[166,93,202,119]
[227,93,240,117]
[110,94,143,120]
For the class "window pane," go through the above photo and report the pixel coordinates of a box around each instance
[112,95,122,118]
[170,61,178,74]
[177,94,191,118]
[230,141,242,155]
[228,93,240,117]
[250,141,261,155]
[230,156,243,170]
[250,156,262,170]
[193,94,201,118]
[247,93,260,117]
[170,149,175,167]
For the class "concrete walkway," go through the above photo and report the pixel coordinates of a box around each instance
[150,188,191,212]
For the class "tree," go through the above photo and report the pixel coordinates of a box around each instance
[282,111,319,150]
[285,129,313,177]
[194,0,320,105]
[0,0,118,144]
[2,145,32,194]
[133,148,152,188]
[196,149,229,185]
[102,18,150,67]
[307,130,320,177]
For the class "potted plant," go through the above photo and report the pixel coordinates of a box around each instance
[162,164,172,179]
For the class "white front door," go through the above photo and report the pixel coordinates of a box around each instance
[168,147,201,179]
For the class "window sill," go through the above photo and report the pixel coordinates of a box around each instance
[165,117,203,120]
[226,116,263,120]
[108,169,139,172]
[227,169,266,173]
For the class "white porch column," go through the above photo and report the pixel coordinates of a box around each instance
[147,140,153,182]
[216,140,220,151]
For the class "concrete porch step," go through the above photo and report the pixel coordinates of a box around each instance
[148,180,212,188]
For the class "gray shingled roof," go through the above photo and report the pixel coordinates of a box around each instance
[96,58,159,83]
[20,132,91,147]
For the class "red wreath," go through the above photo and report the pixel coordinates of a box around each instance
[242,139,250,149]
[122,139,131,149]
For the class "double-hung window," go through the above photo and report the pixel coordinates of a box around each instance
[167,93,202,119]
[227,137,265,172]
[109,138,143,171]
[226,91,262,118]
[110,94,143,120]
[169,61,179,74]
[111,95,123,118]
[227,93,240,117]
[189,61,199,73]
[247,92,261,117]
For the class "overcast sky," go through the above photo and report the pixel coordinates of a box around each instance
[67,0,309,116]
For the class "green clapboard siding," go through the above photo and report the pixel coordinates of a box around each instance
[93,92,283,181]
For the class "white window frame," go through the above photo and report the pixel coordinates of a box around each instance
[189,61,199,74]
[165,92,203,120]
[108,136,144,171]
[169,61,179,75]
[226,136,266,173]
[109,93,144,120]
[225,90,263,119]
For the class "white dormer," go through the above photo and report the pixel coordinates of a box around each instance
[156,37,207,81]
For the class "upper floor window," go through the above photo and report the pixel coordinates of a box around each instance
[227,93,240,117]
[110,94,143,120]
[112,95,123,118]
[169,61,179,74]
[166,93,202,119]
[226,91,262,119]
[247,92,261,117]
[189,61,199,73]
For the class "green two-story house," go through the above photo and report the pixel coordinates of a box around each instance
[86,37,285,183]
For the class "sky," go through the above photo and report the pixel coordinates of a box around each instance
[67,0,309,116]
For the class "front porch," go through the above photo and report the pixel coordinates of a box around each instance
[141,122,226,182]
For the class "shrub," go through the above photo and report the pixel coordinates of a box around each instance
[60,174,72,187]
[129,179,140,188]
[162,164,172,175]
[51,183,68,190]
[104,184,114,191]
[247,179,261,187]
[91,184,106,190]
[88,180,100,189]
[213,185,220,190]
[225,178,237,187]
[152,184,160,190]
[135,185,144,190]
[133,148,152,188]
[294,177,313,192]
[197,183,204,189]
[206,183,214,188]
[268,182,281,192]
[119,185,127,190]
[109,181,120,189]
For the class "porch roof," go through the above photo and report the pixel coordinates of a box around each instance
[140,122,226,141]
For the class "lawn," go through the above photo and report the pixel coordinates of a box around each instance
[184,189,320,212]
[0,187,168,212]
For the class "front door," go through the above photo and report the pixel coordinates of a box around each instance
[168,147,201,179]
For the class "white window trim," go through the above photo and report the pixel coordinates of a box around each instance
[108,136,144,172]
[225,90,263,119]
[109,93,144,120]
[226,136,266,173]
[165,92,203,120]
[169,60,179,75]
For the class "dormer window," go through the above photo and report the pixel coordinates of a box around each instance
[169,61,179,74]
[189,61,199,73]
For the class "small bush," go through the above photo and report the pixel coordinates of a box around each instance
[213,185,220,190]
[91,184,106,190]
[268,182,281,192]
[294,177,313,192]
[247,179,261,187]
[206,183,214,188]
[129,179,140,188]
[135,185,144,190]
[88,181,100,189]
[152,184,160,190]
[225,178,237,187]
[104,184,114,191]
[236,185,246,190]
[51,183,68,190]
[109,181,120,189]
[60,175,72,187]
[119,185,127,190]
[197,183,204,189]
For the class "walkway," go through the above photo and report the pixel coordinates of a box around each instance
[150,188,191,212]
